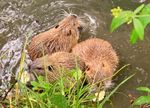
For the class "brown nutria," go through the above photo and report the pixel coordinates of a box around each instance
[28,52,85,83]
[71,38,119,90]
[28,14,83,60]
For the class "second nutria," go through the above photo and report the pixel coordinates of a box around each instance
[72,38,119,90]
[28,14,83,60]
[28,52,85,83]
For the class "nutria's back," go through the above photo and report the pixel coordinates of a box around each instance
[28,52,85,83]
[28,14,82,60]
[72,38,119,90]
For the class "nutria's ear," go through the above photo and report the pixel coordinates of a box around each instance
[55,24,59,29]
[48,65,54,71]
[102,62,105,67]
[67,30,72,36]
[85,65,90,71]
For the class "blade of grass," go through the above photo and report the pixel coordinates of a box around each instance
[16,30,33,106]
[98,74,135,108]
[92,64,130,89]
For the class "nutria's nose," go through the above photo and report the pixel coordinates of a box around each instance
[28,63,35,71]
[71,14,77,18]
[28,64,32,71]
[26,81,33,88]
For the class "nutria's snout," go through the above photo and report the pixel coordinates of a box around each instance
[28,63,32,70]
[28,62,40,71]
[26,81,33,88]
[78,26,83,32]
[28,64,34,72]
[67,14,83,31]
[71,14,77,18]
[27,61,43,81]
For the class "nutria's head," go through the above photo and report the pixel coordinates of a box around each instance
[53,14,83,46]
[28,14,83,61]
[56,14,83,35]
[56,14,83,37]
[28,52,85,83]
[72,38,119,90]
[85,59,116,90]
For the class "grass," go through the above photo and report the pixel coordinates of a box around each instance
[0,60,134,108]
[1,73,134,108]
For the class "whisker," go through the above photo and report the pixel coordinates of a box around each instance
[60,9,69,17]
[67,7,72,15]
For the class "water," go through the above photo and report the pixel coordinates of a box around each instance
[0,0,150,107]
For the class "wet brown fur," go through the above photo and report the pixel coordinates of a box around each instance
[72,38,119,89]
[28,15,82,60]
[29,52,85,83]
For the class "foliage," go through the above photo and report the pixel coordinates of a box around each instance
[0,64,133,108]
[111,4,150,107]
[98,74,135,108]
[111,3,150,44]
[133,87,150,106]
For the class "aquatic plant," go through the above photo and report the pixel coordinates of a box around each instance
[111,3,150,108]
[133,87,150,107]
[111,3,150,44]
[0,61,133,108]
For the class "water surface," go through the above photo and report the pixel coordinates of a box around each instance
[0,0,150,107]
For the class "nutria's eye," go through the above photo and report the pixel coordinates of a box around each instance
[85,65,90,71]
[78,26,83,31]
[102,63,105,67]
[48,65,54,71]
[36,67,43,70]
[67,30,72,36]
[55,25,59,29]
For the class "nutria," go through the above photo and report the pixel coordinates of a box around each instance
[71,38,119,90]
[28,52,85,83]
[28,14,83,60]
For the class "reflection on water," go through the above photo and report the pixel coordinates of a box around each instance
[0,0,150,107]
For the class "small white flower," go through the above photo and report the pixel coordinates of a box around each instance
[20,71,30,84]
[92,90,105,102]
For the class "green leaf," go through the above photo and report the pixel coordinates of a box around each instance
[110,16,127,32]
[138,15,150,27]
[134,4,145,14]
[136,87,150,92]
[51,93,68,108]
[139,4,150,27]
[141,4,150,14]
[130,29,139,44]
[133,96,150,105]
[133,18,144,40]
[110,11,133,32]
[72,68,82,81]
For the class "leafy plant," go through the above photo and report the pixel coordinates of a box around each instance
[98,74,135,108]
[133,87,150,106]
[111,3,150,44]
[0,63,133,108]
